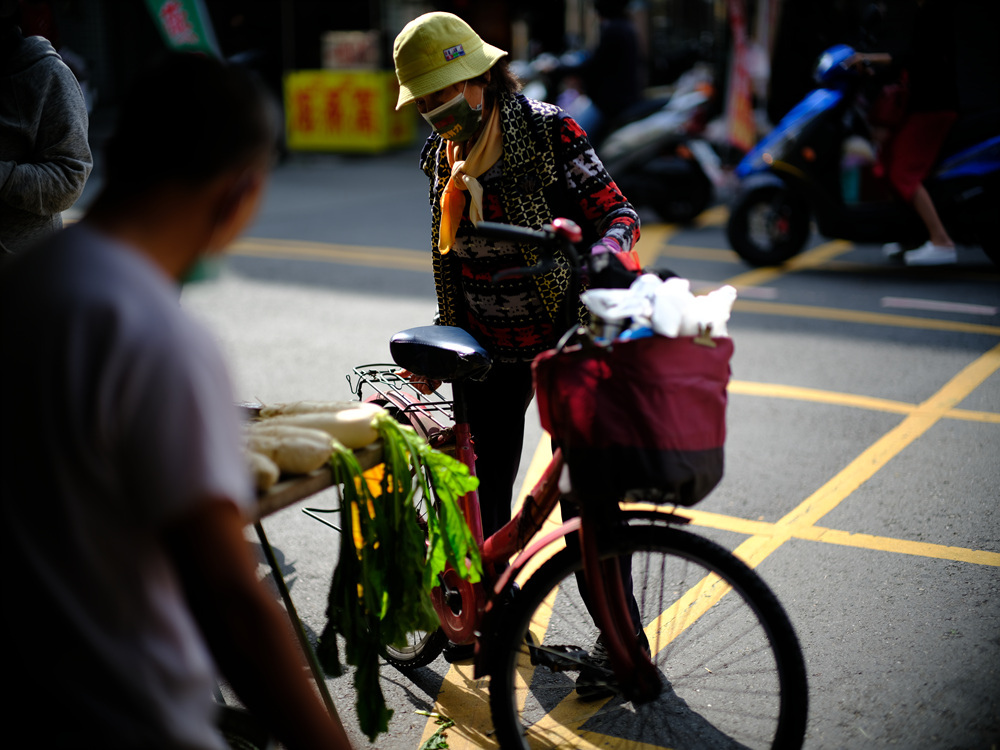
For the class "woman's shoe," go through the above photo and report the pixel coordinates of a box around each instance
[904,240,957,266]
[575,629,651,701]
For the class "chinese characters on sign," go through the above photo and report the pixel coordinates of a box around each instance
[159,1,197,45]
[285,71,416,152]
[143,0,219,56]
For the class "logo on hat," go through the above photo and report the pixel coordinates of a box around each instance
[443,44,465,61]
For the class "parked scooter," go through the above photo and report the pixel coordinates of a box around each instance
[726,44,1000,267]
[598,65,735,224]
[513,56,734,224]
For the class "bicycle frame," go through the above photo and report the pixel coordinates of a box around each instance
[350,364,665,700]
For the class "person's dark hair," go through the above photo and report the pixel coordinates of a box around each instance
[0,0,19,24]
[103,53,277,197]
[472,57,522,106]
[595,0,630,19]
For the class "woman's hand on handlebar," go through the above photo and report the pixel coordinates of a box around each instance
[588,239,642,289]
[398,369,443,395]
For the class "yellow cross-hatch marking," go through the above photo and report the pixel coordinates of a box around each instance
[219,216,1000,745]
[421,347,1000,748]
[735,299,1000,337]
[729,380,1000,424]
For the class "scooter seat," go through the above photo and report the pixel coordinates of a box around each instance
[390,326,492,382]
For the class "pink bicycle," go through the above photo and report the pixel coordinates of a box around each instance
[348,219,807,749]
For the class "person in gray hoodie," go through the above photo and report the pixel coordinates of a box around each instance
[0,0,91,258]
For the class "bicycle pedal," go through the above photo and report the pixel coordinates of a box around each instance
[528,643,589,673]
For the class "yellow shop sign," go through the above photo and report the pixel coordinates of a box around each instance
[284,70,416,153]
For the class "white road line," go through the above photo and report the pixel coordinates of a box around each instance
[880,297,998,316]
[689,280,778,298]
[727,284,779,300]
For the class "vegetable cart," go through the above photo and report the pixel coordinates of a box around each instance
[247,439,383,727]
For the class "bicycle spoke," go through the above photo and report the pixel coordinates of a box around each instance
[490,525,807,749]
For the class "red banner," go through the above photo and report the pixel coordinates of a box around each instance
[725,0,756,152]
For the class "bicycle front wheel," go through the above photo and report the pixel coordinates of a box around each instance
[489,523,808,749]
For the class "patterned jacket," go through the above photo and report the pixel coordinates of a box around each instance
[420,93,640,363]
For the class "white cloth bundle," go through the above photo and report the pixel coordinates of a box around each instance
[581,274,737,339]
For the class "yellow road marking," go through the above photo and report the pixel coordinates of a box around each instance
[646,569,731,654]
[798,526,1000,566]
[729,344,1000,572]
[678,508,1000,567]
[416,659,497,749]
[634,223,678,268]
[722,240,855,288]
[228,233,998,340]
[512,440,555,515]
[695,205,729,227]
[656,244,739,263]
[774,344,1000,534]
[420,441,560,749]
[424,346,999,746]
[511,440,565,586]
[517,593,558,703]
[417,217,998,745]
[228,237,430,271]
[728,380,1000,424]
[735,299,1000,336]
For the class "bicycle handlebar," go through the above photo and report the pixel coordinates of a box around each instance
[477,218,588,334]
[475,218,583,250]
[475,221,554,246]
[478,218,586,283]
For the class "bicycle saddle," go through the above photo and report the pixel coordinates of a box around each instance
[390,326,492,382]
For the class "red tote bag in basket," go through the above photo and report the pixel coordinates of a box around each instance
[533,334,733,507]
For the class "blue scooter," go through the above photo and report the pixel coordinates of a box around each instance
[726,44,1000,267]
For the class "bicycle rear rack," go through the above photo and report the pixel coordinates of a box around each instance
[301,365,457,533]
[348,364,455,435]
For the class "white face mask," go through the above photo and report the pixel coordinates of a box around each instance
[420,83,483,142]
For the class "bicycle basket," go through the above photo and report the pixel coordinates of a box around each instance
[533,333,733,506]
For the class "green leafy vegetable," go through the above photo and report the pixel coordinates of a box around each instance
[417,712,456,750]
[317,412,481,741]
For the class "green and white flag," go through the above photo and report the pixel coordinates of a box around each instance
[144,0,219,56]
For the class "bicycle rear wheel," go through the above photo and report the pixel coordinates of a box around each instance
[377,403,447,670]
[488,523,808,749]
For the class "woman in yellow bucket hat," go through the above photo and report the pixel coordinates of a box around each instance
[393,10,643,661]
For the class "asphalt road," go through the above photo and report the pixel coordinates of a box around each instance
[167,144,1000,750]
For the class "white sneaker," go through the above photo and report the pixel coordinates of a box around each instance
[904,240,957,266]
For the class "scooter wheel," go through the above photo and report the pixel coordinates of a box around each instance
[726,184,811,266]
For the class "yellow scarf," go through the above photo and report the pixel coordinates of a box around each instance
[439,104,503,254]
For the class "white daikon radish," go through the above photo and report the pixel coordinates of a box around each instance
[259,400,369,418]
[247,432,332,475]
[246,422,332,445]
[248,451,280,492]
[261,403,383,450]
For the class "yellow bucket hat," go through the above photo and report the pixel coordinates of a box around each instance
[393,12,507,110]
